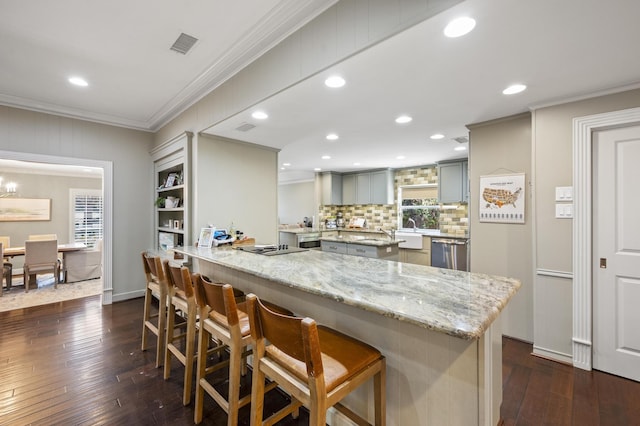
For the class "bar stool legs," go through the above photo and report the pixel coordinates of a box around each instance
[140,252,168,368]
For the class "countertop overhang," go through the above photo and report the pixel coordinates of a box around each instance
[174,246,520,340]
[319,235,402,247]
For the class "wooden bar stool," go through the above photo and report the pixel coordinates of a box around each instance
[140,251,169,368]
[192,274,293,425]
[163,259,198,406]
[246,293,386,426]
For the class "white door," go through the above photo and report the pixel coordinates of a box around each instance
[593,124,640,382]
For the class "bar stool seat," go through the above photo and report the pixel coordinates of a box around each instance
[246,293,386,426]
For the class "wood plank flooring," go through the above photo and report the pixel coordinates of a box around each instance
[1,295,639,425]
[501,336,640,425]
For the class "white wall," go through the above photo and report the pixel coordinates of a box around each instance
[0,106,153,301]
[194,135,278,244]
[531,88,640,362]
[468,113,534,342]
[278,180,315,225]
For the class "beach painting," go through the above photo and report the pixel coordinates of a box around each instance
[0,198,51,221]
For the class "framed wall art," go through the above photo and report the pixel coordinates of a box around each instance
[0,198,51,221]
[479,173,525,224]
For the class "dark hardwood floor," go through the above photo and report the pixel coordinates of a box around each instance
[501,335,640,425]
[1,295,639,425]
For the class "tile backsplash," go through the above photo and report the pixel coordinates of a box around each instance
[318,165,469,235]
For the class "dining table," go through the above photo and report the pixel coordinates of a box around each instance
[3,242,88,290]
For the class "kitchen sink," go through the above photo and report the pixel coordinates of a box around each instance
[395,232,423,249]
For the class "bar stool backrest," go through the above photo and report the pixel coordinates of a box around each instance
[142,252,165,284]
[193,274,240,328]
[164,261,194,299]
[247,294,315,376]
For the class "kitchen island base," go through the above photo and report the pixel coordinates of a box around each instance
[194,259,503,426]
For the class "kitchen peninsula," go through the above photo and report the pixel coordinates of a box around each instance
[174,246,520,425]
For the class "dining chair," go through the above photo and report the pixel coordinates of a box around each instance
[0,243,12,296]
[141,251,169,368]
[23,239,61,292]
[246,293,386,426]
[0,237,12,291]
[64,239,102,282]
[27,234,58,241]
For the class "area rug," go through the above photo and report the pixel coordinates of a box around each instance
[0,275,103,312]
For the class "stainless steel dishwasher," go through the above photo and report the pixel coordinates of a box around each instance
[431,238,469,271]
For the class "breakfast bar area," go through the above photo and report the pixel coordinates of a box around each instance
[175,246,521,425]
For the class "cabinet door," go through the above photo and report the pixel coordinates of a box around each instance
[342,174,356,205]
[462,161,469,203]
[347,244,378,258]
[371,170,393,204]
[356,173,371,204]
[438,162,463,203]
[321,240,347,254]
[321,173,342,205]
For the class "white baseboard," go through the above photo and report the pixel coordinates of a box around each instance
[111,289,145,302]
[532,345,573,365]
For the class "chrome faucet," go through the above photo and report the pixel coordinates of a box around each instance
[407,218,417,230]
[378,227,395,240]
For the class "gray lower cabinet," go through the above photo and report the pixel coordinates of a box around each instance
[321,240,347,254]
[399,236,431,266]
[279,231,297,247]
[347,243,398,260]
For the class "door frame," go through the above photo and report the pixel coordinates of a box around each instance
[0,150,114,305]
[572,106,640,370]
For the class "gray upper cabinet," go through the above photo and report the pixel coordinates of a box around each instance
[438,160,468,203]
[356,173,371,204]
[342,174,356,205]
[321,172,343,205]
[341,169,394,205]
[370,169,394,204]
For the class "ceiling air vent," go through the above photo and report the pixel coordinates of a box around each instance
[453,136,469,144]
[235,122,256,132]
[170,33,198,55]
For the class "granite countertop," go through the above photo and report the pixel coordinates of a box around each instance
[278,228,322,234]
[175,246,520,340]
[319,235,402,247]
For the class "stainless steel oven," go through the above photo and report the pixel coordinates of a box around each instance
[297,232,321,249]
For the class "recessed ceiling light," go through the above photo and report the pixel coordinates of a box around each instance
[353,162,361,166]
[280,167,285,170]
[326,133,339,140]
[314,168,322,171]
[251,111,268,119]
[283,163,291,166]
[444,17,476,38]
[430,133,445,140]
[396,155,406,160]
[321,155,331,160]
[324,76,345,88]
[395,115,412,124]
[68,76,88,87]
[454,146,467,151]
[502,84,527,95]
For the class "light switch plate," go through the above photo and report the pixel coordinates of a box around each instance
[555,203,573,218]
[555,186,573,201]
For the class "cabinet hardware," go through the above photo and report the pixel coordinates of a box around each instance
[600,258,607,269]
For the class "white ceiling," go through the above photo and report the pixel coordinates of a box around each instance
[203,0,640,182]
[2,0,640,183]
[0,0,335,131]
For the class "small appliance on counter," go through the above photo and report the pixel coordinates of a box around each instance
[325,216,337,229]
[303,216,313,227]
[336,211,345,228]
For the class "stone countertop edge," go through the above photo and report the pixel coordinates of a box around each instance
[319,236,403,247]
[173,246,520,340]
